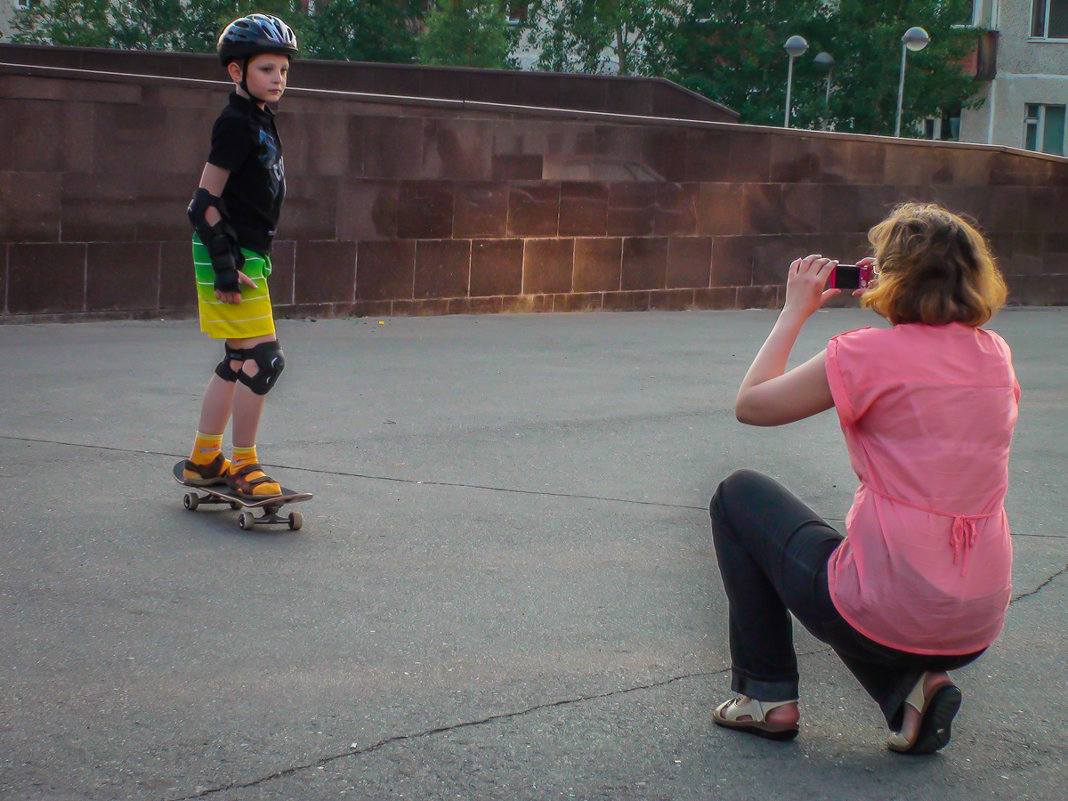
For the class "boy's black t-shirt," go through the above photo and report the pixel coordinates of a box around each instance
[208,92,286,256]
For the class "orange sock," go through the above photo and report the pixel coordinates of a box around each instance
[229,446,281,496]
[190,431,224,465]
[183,432,229,482]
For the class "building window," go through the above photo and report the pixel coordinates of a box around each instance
[1031,0,1068,38]
[924,116,962,142]
[508,2,529,23]
[1025,103,1066,155]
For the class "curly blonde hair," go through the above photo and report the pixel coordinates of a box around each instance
[861,202,1007,326]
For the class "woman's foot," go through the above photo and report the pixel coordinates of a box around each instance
[888,671,961,755]
[712,696,800,741]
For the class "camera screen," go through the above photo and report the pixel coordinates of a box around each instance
[831,265,863,289]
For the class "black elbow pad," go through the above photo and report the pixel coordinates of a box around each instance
[188,188,242,293]
[188,187,223,240]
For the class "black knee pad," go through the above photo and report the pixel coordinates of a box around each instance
[214,343,246,382]
[238,341,285,395]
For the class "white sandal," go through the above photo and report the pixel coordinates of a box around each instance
[887,672,961,755]
[712,696,799,741]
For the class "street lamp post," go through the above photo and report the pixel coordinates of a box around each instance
[894,26,930,137]
[813,51,835,125]
[783,35,808,128]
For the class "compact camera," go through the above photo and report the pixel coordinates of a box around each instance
[829,263,875,290]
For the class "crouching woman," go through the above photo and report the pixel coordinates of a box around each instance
[709,202,1019,755]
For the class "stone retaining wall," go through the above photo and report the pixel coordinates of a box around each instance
[2,46,1066,323]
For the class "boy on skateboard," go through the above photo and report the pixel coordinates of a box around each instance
[182,14,297,498]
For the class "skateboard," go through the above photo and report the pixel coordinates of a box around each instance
[173,461,312,531]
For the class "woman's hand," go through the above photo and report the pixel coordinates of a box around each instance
[853,256,878,297]
[733,254,838,426]
[783,254,839,319]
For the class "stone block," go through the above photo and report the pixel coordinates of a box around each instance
[454,182,508,239]
[356,240,415,302]
[470,239,523,297]
[523,238,573,295]
[666,237,712,289]
[574,237,622,292]
[508,182,560,237]
[559,182,609,237]
[415,239,471,299]
[607,183,656,236]
[655,183,699,236]
[621,237,668,291]
[397,181,454,239]
[363,116,426,179]
[8,243,85,314]
[0,171,61,242]
[337,180,400,241]
[86,242,160,311]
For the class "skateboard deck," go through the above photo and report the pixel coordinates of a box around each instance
[173,461,312,530]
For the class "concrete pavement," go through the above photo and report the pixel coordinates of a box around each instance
[1,308,1065,801]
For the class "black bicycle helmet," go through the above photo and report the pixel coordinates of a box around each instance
[217,13,298,66]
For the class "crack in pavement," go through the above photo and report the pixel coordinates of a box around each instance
[0,435,705,511]
[165,666,738,800]
[7,435,1067,797]
[168,558,1068,801]
[1011,561,1068,602]
[6,436,1068,535]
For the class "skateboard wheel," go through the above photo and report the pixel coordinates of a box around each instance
[238,510,256,530]
[229,502,241,511]
[183,492,199,511]
[288,511,303,531]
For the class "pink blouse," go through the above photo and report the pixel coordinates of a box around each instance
[824,323,1020,654]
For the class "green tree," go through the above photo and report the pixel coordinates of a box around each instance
[11,0,112,47]
[12,0,309,54]
[666,0,983,135]
[417,0,516,69]
[665,0,830,127]
[304,0,424,63]
[108,0,189,50]
[825,0,982,136]
[186,2,313,56]
[522,0,682,76]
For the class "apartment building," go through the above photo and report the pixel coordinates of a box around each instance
[960,0,1068,154]
[0,0,30,41]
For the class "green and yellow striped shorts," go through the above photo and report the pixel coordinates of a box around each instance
[192,235,276,340]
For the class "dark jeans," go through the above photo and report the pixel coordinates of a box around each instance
[709,469,984,729]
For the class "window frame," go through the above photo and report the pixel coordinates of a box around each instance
[1030,0,1068,40]
[1024,103,1067,155]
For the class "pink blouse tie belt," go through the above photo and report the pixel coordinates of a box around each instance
[862,483,999,576]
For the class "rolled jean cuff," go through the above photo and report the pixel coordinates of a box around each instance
[731,671,799,703]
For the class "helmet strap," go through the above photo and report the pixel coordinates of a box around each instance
[239,57,253,100]
[237,56,269,106]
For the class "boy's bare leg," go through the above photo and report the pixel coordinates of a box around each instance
[184,373,237,484]
[227,333,273,447]
[225,334,281,496]
[197,373,237,435]
[231,381,266,448]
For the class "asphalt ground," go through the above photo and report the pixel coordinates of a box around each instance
[1,308,1065,801]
